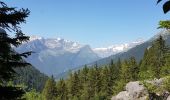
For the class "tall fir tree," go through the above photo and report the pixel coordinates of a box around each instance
[68,72,81,99]
[93,63,102,95]
[101,66,112,99]
[139,35,167,80]
[56,78,68,100]
[42,76,57,100]
[0,1,31,99]
[129,57,139,81]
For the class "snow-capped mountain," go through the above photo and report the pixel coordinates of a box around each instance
[15,36,100,76]
[15,35,144,76]
[90,30,170,67]
[93,39,144,58]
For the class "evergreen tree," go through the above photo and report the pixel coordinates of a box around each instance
[68,72,80,99]
[93,63,102,95]
[153,35,166,78]
[23,89,42,100]
[81,65,89,83]
[56,78,68,100]
[139,35,167,79]
[0,1,31,99]
[120,60,132,82]
[42,76,57,100]
[158,20,170,30]
[129,57,139,81]
[109,59,120,86]
[85,67,96,99]
[78,65,89,97]
[101,66,112,99]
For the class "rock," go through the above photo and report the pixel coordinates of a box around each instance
[111,78,170,100]
[126,81,148,99]
[111,81,148,100]
[167,95,170,100]
[116,91,130,100]
[111,96,116,100]
[147,78,164,86]
[111,91,130,100]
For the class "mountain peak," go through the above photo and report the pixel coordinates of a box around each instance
[93,39,144,58]
[15,36,100,76]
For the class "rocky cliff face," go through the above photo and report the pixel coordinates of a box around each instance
[111,78,170,100]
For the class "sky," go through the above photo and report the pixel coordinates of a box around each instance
[3,0,170,48]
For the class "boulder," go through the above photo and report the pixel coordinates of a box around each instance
[126,81,148,99]
[111,78,170,100]
[111,81,148,100]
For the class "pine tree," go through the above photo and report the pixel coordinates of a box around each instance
[93,63,102,95]
[56,79,68,100]
[101,66,112,99]
[139,48,153,80]
[129,57,139,81]
[68,72,80,99]
[112,59,124,95]
[153,35,166,78]
[139,35,167,80]
[0,1,31,99]
[42,76,57,100]
[85,67,96,99]
[81,65,89,84]
[109,59,120,86]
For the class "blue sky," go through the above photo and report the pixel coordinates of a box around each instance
[4,0,170,48]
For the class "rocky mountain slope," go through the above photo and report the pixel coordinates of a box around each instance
[15,36,144,77]
[15,36,100,76]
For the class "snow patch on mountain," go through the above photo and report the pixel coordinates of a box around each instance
[93,39,144,58]
[15,36,100,76]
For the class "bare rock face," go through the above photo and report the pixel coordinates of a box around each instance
[167,96,170,100]
[115,91,130,100]
[111,81,148,100]
[126,81,148,99]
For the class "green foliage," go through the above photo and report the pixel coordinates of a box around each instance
[0,1,32,99]
[55,58,138,99]
[139,35,168,80]
[42,76,57,100]
[129,57,139,81]
[23,89,42,100]
[56,78,68,100]
[163,76,170,92]
[158,20,170,30]
[142,81,158,93]
[14,66,48,92]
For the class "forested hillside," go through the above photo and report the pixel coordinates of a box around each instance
[14,66,48,92]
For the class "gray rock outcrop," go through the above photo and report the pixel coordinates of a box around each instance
[111,78,170,100]
[111,81,148,100]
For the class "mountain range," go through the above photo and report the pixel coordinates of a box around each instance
[15,35,143,76]
[92,30,170,66]
[56,30,170,80]
[93,39,144,58]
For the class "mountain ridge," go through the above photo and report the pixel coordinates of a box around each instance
[15,35,145,77]
[91,30,170,66]
[15,36,100,76]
